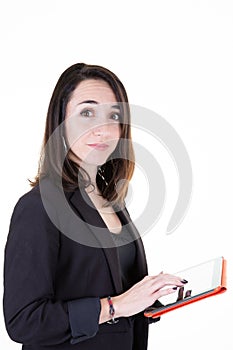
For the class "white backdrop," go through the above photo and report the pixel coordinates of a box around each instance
[1,1,232,349]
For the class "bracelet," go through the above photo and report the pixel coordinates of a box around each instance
[107,296,119,324]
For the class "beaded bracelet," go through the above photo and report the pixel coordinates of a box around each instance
[107,296,119,324]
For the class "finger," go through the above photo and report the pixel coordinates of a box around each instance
[184,290,192,298]
[153,287,177,299]
[177,286,184,301]
[151,274,187,288]
[142,274,188,296]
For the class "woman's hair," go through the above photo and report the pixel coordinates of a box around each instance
[31,63,135,206]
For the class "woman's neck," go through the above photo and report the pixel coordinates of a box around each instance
[82,163,99,190]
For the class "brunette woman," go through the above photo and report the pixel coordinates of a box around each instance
[3,63,186,350]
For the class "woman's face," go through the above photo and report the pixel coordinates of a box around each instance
[65,79,121,166]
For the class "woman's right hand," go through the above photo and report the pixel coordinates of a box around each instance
[112,273,187,318]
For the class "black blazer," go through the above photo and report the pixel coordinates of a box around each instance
[3,178,155,350]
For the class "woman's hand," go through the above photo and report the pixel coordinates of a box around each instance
[112,273,187,318]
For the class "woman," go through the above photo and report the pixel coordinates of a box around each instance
[3,63,186,350]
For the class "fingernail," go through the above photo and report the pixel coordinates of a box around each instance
[181,279,188,284]
[172,286,178,290]
[185,290,192,298]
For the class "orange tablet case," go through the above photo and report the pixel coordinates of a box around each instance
[144,258,227,319]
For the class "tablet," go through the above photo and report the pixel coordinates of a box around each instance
[144,256,227,318]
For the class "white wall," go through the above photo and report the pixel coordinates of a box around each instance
[1,1,232,349]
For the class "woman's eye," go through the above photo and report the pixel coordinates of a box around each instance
[80,109,93,117]
[111,113,121,121]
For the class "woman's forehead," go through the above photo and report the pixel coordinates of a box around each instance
[69,79,117,106]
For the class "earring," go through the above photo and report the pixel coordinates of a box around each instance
[62,136,68,152]
[97,167,108,186]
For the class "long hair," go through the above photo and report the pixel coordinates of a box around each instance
[31,63,135,206]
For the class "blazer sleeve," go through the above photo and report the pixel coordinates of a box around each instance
[3,192,101,346]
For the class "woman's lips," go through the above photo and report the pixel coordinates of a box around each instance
[87,143,109,151]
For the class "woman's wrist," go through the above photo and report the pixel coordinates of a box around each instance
[111,295,128,319]
[99,298,110,324]
[106,296,119,324]
[99,295,125,324]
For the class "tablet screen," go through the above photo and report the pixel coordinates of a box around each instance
[156,256,223,308]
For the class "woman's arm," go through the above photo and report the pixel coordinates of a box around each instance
[99,275,186,323]
[3,192,101,346]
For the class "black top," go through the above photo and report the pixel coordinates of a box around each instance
[111,225,136,291]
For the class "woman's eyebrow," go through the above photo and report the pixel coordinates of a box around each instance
[78,101,120,110]
[78,100,98,105]
[111,104,121,110]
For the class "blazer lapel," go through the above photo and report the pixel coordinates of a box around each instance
[69,188,123,294]
[116,207,148,278]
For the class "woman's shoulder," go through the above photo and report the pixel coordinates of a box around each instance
[10,188,46,228]
[12,177,77,227]
[15,185,41,208]
[8,180,61,244]
[13,178,62,216]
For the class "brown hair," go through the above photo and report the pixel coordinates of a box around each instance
[31,63,135,206]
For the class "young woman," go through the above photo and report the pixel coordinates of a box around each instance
[3,63,186,350]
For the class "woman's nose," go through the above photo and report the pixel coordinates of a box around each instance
[92,124,109,136]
